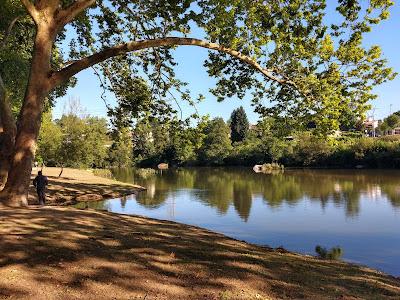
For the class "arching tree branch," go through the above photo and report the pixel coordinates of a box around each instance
[53,37,295,88]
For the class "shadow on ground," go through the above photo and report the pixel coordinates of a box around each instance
[27,174,141,205]
[0,207,399,299]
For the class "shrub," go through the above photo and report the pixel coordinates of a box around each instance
[92,169,114,179]
[287,133,332,167]
[315,245,343,260]
[261,163,284,171]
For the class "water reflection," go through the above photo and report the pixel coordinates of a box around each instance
[76,168,400,276]
[112,168,400,219]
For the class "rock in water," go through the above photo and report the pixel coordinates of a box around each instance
[157,163,169,170]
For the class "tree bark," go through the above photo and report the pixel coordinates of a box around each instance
[0,23,55,207]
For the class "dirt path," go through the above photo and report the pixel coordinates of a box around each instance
[0,206,399,300]
[28,167,144,205]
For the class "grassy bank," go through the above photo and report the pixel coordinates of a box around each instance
[28,167,144,205]
[0,206,399,299]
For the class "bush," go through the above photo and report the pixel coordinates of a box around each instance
[286,133,332,167]
[261,163,284,171]
[92,169,114,179]
[315,245,343,260]
[378,135,400,142]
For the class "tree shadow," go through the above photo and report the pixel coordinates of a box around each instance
[0,207,399,299]
[27,176,141,205]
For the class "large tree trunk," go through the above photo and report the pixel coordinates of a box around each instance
[0,24,54,207]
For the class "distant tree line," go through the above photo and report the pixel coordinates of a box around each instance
[377,111,400,135]
[131,107,400,169]
[36,111,132,169]
[37,106,400,170]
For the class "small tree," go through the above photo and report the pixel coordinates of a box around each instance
[263,137,288,163]
[198,118,232,165]
[36,111,62,166]
[230,106,249,143]
[85,117,109,168]
[108,127,133,168]
[386,114,400,129]
[378,122,389,136]
[57,115,109,168]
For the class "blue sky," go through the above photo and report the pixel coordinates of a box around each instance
[53,2,400,124]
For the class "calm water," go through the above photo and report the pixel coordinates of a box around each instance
[77,168,400,276]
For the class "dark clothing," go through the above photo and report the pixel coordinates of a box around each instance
[33,174,48,205]
[37,189,46,205]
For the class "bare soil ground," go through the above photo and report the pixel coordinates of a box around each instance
[0,206,399,300]
[28,167,144,205]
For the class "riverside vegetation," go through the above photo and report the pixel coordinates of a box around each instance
[36,106,400,170]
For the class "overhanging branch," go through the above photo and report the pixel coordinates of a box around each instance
[53,37,295,87]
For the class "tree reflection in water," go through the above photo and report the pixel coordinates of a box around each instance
[111,168,400,220]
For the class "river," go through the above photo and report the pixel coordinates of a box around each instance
[76,168,400,276]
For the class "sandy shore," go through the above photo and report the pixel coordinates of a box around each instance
[0,206,399,299]
[28,167,144,205]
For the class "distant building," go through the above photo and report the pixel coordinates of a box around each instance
[386,127,400,135]
[362,117,378,137]
[249,124,257,131]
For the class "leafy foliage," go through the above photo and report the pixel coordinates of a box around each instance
[198,118,232,165]
[37,112,110,168]
[129,106,400,169]
[57,115,86,167]
[0,0,75,116]
[36,112,63,166]
[58,0,396,135]
[108,127,133,167]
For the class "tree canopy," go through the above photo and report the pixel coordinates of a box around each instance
[37,111,110,168]
[2,0,394,133]
[64,0,396,134]
[198,117,232,164]
[0,0,75,115]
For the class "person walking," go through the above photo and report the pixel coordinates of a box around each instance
[33,171,48,205]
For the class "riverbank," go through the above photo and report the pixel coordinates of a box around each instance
[28,167,145,205]
[0,206,399,299]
